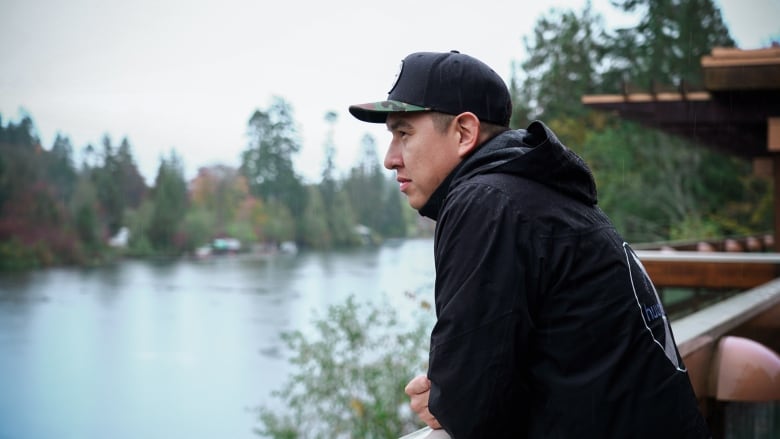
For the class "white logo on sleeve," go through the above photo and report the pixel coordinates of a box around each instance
[623,242,685,371]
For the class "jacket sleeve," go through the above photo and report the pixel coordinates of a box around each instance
[427,182,534,438]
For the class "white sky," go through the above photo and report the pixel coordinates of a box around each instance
[1,0,779,184]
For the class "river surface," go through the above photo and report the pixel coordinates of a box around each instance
[0,238,435,439]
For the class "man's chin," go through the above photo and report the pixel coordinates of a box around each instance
[407,197,427,211]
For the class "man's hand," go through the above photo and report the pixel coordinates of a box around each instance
[405,374,442,429]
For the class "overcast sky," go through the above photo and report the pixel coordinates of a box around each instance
[1,0,779,184]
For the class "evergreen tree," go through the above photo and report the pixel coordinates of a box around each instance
[0,114,43,212]
[116,137,148,209]
[606,0,735,90]
[518,2,607,122]
[240,96,307,223]
[0,114,37,146]
[345,134,389,237]
[317,111,361,247]
[47,134,77,204]
[147,151,188,253]
[509,64,533,129]
[91,135,125,235]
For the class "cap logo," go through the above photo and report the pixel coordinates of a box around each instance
[388,60,403,94]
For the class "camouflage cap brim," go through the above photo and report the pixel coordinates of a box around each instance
[348,100,430,123]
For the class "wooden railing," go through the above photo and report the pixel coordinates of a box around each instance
[637,250,780,290]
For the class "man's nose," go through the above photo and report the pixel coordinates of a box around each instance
[384,142,401,170]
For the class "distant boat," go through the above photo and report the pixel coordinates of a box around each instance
[212,238,241,254]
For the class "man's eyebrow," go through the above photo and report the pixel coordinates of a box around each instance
[387,118,413,132]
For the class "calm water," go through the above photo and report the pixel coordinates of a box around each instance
[0,238,435,439]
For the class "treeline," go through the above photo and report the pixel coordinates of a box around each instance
[509,0,773,243]
[2,0,774,272]
[0,100,414,270]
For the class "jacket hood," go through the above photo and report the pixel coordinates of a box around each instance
[420,121,598,220]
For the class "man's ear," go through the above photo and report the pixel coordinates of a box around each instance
[454,112,480,158]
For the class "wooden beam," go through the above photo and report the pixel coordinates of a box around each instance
[769,117,780,151]
[702,47,780,90]
[642,260,776,289]
[581,92,711,105]
[702,56,780,68]
[704,46,780,64]
[636,251,780,289]
[703,64,780,90]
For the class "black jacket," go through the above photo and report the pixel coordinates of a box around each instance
[420,121,709,438]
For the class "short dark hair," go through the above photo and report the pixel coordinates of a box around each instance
[479,121,511,141]
[430,112,455,133]
[430,112,510,141]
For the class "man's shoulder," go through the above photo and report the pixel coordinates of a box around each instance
[449,172,516,203]
[453,171,551,204]
[441,172,551,224]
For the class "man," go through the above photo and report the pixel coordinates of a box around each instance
[349,51,709,438]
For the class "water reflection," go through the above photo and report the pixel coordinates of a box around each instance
[0,238,434,439]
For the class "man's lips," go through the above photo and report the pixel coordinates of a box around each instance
[397,177,411,192]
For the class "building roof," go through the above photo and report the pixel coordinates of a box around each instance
[581,47,780,159]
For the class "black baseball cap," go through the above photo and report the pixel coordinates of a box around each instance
[349,50,512,126]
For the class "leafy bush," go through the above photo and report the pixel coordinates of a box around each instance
[257,295,432,438]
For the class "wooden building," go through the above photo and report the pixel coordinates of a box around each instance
[582,46,780,249]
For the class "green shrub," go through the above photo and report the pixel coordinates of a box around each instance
[257,295,432,438]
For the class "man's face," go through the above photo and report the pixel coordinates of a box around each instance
[384,112,462,210]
